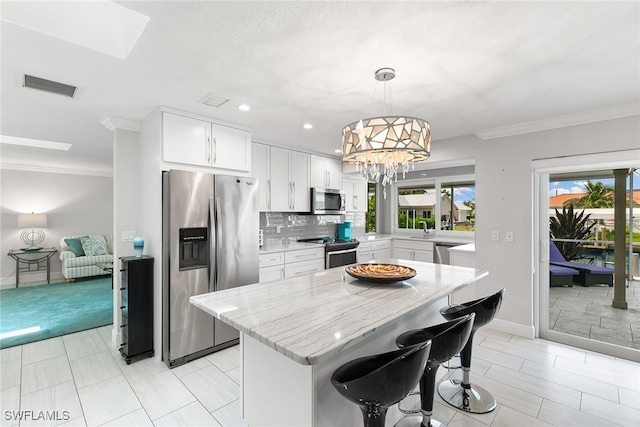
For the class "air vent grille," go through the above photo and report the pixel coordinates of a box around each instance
[200,93,229,108]
[23,74,77,98]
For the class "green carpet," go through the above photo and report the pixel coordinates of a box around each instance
[0,277,113,349]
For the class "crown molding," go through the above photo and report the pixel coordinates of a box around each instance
[100,115,140,132]
[475,103,640,140]
[0,162,112,177]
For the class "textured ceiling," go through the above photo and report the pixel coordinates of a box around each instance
[1,1,638,175]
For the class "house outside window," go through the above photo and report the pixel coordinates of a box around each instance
[394,174,475,235]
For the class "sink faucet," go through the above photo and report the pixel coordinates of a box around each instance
[419,221,430,237]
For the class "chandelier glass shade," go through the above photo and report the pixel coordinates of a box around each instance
[341,69,431,196]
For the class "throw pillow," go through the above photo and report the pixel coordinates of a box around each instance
[80,237,108,256]
[64,236,88,257]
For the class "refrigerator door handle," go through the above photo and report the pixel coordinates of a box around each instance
[214,196,222,291]
[209,197,216,292]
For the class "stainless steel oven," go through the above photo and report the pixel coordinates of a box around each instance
[298,237,359,269]
[326,246,358,269]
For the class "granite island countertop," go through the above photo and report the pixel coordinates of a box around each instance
[191,259,488,365]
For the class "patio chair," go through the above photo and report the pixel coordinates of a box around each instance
[549,241,613,287]
[549,264,579,287]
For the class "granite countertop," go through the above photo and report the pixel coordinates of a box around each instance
[449,243,476,253]
[191,259,488,365]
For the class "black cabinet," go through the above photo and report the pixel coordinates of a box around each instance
[119,256,154,364]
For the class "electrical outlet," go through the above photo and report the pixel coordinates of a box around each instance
[505,231,514,242]
[122,231,135,242]
[491,230,500,242]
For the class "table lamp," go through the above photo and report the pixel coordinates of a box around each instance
[18,212,48,251]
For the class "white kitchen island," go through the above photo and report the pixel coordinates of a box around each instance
[191,259,488,426]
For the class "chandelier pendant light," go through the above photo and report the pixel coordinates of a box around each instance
[341,68,431,197]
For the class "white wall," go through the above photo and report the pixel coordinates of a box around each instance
[384,115,640,337]
[0,169,113,287]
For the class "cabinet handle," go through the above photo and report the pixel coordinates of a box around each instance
[119,269,125,272]
[289,182,293,209]
[207,136,211,163]
[292,182,296,207]
[119,287,125,291]
[268,179,271,210]
[213,137,217,164]
[120,324,126,328]
[120,305,126,309]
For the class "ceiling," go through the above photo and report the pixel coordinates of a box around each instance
[1,1,638,176]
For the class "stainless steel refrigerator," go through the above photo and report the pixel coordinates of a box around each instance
[162,170,259,368]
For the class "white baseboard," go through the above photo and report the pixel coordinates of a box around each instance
[1,271,64,289]
[490,318,536,339]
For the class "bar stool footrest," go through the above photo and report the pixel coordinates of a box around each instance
[437,379,496,414]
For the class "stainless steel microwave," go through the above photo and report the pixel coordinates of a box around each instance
[310,188,345,214]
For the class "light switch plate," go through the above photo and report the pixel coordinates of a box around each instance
[122,230,135,242]
[491,230,500,242]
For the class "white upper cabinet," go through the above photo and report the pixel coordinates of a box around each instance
[162,114,211,167]
[251,142,270,211]
[343,177,368,212]
[162,111,251,172]
[290,150,310,211]
[310,155,342,189]
[266,146,310,212]
[210,123,251,171]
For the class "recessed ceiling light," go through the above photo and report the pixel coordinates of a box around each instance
[238,104,250,111]
[303,123,313,129]
[0,135,71,151]
[334,149,341,153]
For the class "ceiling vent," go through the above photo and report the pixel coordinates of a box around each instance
[200,93,230,108]
[23,74,77,98]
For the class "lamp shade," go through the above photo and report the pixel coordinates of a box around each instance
[18,213,48,228]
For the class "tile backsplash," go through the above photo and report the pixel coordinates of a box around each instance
[260,212,366,240]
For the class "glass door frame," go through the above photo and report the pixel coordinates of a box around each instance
[532,149,640,361]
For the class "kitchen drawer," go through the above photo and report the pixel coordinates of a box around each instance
[357,242,372,252]
[285,258,325,277]
[284,247,324,264]
[259,252,285,268]
[393,239,433,251]
[371,240,390,250]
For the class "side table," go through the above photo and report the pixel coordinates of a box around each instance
[96,261,114,289]
[7,248,58,287]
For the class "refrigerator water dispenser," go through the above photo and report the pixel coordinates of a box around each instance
[179,227,208,270]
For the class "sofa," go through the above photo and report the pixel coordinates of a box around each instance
[59,234,113,282]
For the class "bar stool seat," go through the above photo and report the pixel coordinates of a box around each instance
[395,314,475,427]
[331,340,432,427]
[437,289,505,414]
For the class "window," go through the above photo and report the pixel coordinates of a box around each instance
[366,182,377,233]
[441,181,476,231]
[394,174,475,234]
[398,185,436,230]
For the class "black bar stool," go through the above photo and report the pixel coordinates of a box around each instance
[331,340,432,427]
[437,289,505,414]
[394,314,475,427]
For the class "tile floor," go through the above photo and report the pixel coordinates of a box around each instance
[549,279,640,350]
[1,325,639,427]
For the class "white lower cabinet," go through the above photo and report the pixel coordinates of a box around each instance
[260,247,325,281]
[392,239,433,262]
[284,247,325,277]
[356,240,391,262]
[260,264,285,282]
[259,252,285,282]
